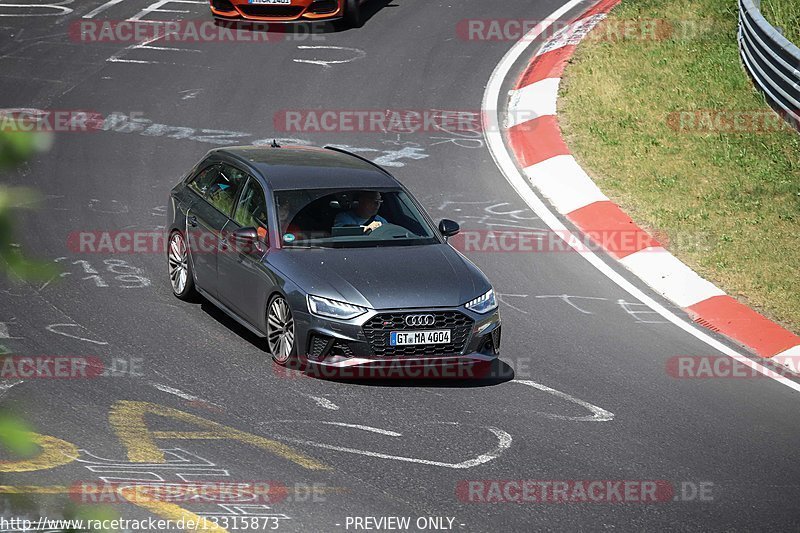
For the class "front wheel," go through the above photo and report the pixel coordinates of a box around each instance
[343,0,362,28]
[267,294,299,367]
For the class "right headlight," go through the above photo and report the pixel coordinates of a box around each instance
[307,294,368,320]
[465,288,498,314]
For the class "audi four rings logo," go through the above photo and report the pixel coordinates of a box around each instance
[405,314,435,327]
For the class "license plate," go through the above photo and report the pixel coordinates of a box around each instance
[390,330,451,346]
[248,0,290,4]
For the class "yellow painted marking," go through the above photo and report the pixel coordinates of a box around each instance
[0,485,69,494]
[109,401,328,470]
[0,433,77,472]
[118,486,228,533]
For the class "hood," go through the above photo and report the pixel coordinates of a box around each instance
[267,244,490,310]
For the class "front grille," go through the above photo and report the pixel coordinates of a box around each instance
[309,0,338,13]
[363,311,473,357]
[236,5,304,17]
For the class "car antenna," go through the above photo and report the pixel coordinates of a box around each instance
[270,139,281,148]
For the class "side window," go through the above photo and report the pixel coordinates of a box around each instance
[188,164,219,197]
[233,178,269,240]
[206,164,246,216]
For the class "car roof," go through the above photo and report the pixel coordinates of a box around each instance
[210,145,400,190]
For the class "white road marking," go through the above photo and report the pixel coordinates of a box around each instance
[306,395,340,411]
[0,0,73,17]
[139,45,200,53]
[0,318,21,339]
[148,381,222,408]
[274,422,510,469]
[0,380,22,399]
[481,0,800,394]
[307,421,400,436]
[45,323,108,345]
[179,88,201,100]
[293,45,366,68]
[534,294,605,314]
[128,0,204,22]
[512,380,614,422]
[82,0,126,19]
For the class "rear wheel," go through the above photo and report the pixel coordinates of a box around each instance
[267,294,299,367]
[343,0,362,28]
[168,231,197,300]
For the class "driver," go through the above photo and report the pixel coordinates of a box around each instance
[333,191,388,233]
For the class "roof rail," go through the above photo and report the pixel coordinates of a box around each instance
[323,145,392,176]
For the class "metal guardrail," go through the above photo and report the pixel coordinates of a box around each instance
[738,0,800,131]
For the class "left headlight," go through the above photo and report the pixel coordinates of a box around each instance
[307,294,368,320]
[465,288,498,314]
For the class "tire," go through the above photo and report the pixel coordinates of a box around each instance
[267,294,300,367]
[168,231,197,301]
[343,0,362,28]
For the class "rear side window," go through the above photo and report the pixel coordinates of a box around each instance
[188,164,219,197]
[206,164,247,217]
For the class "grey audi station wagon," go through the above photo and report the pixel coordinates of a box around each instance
[167,144,501,372]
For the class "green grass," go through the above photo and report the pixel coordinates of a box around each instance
[760,0,800,45]
[559,0,800,333]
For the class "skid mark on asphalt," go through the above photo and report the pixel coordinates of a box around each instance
[511,380,615,422]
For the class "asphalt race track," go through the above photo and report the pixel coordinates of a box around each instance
[1,0,799,531]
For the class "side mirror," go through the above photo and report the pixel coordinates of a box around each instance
[229,227,264,254]
[438,219,460,238]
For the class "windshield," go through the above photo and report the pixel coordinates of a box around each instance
[274,188,439,248]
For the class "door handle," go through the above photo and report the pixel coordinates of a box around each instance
[188,215,198,227]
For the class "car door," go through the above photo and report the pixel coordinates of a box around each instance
[217,175,278,330]
[188,163,246,298]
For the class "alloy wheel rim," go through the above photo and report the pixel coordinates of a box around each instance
[168,233,188,295]
[268,297,294,362]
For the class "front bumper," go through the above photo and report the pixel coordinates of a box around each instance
[293,305,502,377]
[209,0,343,21]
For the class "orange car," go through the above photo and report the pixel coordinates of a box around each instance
[209,0,366,27]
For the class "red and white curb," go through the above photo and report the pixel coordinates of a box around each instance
[503,0,799,370]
